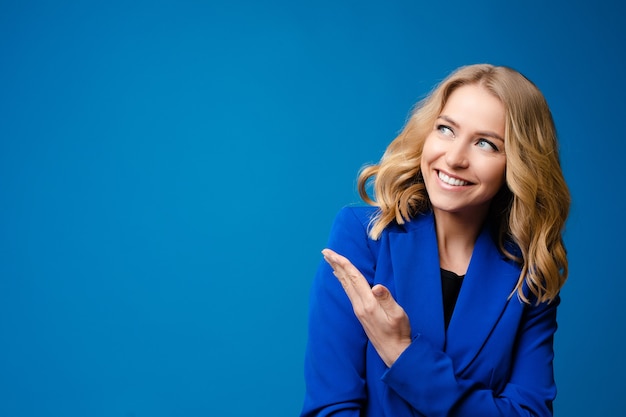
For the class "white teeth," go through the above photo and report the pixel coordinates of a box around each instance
[438,171,468,186]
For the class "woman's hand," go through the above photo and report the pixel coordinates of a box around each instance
[322,248,412,367]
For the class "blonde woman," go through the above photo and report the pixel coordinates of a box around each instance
[301,64,570,417]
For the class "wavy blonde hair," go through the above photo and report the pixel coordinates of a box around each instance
[358,64,570,304]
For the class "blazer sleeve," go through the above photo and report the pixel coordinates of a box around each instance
[300,207,378,417]
[382,295,560,417]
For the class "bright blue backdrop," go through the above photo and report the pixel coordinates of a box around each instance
[1,1,624,416]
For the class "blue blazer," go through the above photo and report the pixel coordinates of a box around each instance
[301,206,559,417]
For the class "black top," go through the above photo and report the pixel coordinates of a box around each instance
[441,268,465,330]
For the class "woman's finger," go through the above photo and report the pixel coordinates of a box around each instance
[322,248,372,302]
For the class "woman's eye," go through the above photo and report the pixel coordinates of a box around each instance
[477,138,498,152]
[437,125,454,137]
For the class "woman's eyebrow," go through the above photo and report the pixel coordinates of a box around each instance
[476,130,505,142]
[437,115,459,128]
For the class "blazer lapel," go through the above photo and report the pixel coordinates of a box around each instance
[445,227,521,372]
[387,212,446,351]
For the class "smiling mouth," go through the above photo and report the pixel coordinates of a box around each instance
[438,171,470,186]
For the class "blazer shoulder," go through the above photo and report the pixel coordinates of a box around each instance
[326,205,382,270]
[334,205,379,230]
[334,205,427,237]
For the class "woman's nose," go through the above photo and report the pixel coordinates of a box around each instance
[445,141,470,169]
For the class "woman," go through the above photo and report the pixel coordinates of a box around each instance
[300,64,570,417]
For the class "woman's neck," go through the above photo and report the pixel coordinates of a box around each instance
[433,209,486,276]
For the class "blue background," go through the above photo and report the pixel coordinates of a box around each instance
[1,0,624,416]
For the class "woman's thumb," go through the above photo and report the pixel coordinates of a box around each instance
[372,284,390,300]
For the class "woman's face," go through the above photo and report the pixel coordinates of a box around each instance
[420,84,507,221]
